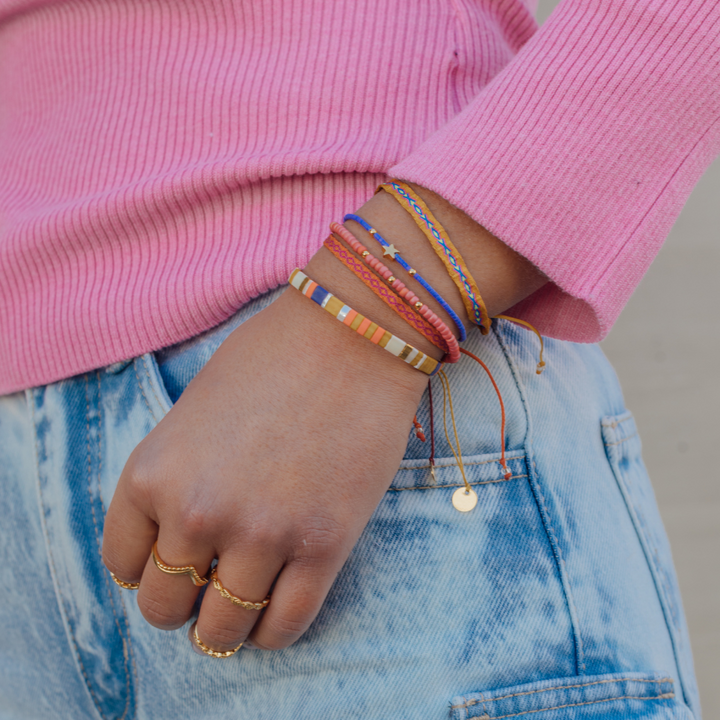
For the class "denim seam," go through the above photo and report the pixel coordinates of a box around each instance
[526,458,586,673]
[631,505,680,629]
[95,372,139,720]
[388,474,527,492]
[613,447,679,628]
[604,433,639,447]
[28,389,107,720]
[451,677,674,708]
[397,455,524,472]
[475,693,674,719]
[133,359,160,424]
[141,355,169,418]
[602,426,692,713]
[493,322,586,674]
[112,594,139,720]
[85,376,132,720]
[601,415,633,429]
[479,691,489,717]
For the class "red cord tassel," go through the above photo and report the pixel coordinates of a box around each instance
[459,348,512,480]
[412,415,426,442]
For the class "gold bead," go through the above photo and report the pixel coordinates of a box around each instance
[415,301,423,310]
[369,228,377,235]
[408,269,417,276]
[361,251,369,257]
[388,276,396,283]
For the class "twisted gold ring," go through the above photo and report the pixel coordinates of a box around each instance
[152,541,210,587]
[210,567,271,610]
[110,572,140,590]
[192,623,242,658]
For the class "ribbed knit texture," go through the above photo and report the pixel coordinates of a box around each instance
[0,0,718,393]
[393,0,720,341]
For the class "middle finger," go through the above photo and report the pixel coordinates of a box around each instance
[137,533,214,630]
[194,550,283,654]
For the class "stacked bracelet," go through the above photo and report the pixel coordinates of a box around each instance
[378,180,491,333]
[330,223,460,363]
[289,269,440,376]
[343,213,467,342]
[323,233,450,355]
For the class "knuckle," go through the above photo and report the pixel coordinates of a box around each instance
[174,485,227,540]
[121,450,157,502]
[138,595,187,630]
[176,502,214,540]
[198,619,247,651]
[294,521,346,561]
[257,615,308,650]
[241,517,286,553]
[101,546,137,579]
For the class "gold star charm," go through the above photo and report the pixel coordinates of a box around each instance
[382,244,399,259]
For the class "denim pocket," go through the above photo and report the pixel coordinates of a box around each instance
[308,444,586,710]
[450,672,683,719]
[132,353,173,423]
[602,412,699,716]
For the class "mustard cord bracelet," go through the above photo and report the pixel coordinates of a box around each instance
[378,180,491,333]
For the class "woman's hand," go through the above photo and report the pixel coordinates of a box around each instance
[102,185,546,653]
[102,283,429,653]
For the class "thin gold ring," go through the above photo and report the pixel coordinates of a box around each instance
[192,623,242,658]
[110,572,140,590]
[210,567,271,610]
[151,541,210,587]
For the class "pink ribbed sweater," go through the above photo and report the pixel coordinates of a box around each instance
[1,0,719,394]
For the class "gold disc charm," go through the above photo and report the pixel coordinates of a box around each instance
[452,487,478,513]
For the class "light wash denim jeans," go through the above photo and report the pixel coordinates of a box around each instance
[0,287,700,720]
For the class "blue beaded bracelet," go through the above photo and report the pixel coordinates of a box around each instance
[344,213,467,342]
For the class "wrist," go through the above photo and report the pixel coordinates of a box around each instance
[290,181,547,390]
[354,184,548,325]
[260,285,429,399]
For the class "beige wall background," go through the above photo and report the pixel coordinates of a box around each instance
[535,2,719,715]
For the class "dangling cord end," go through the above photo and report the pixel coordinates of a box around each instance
[459,348,512,481]
[412,415,426,442]
[438,370,479,512]
[438,370,471,493]
[495,315,546,374]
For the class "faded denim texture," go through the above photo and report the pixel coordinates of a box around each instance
[0,287,700,719]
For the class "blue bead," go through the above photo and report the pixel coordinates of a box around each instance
[311,284,330,307]
[343,213,467,342]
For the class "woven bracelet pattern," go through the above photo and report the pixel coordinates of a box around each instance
[379,181,491,333]
[289,269,440,375]
[323,233,449,354]
[330,223,460,363]
[343,213,467,342]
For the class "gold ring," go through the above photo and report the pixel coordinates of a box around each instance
[151,541,210,586]
[110,572,140,590]
[210,567,271,610]
[192,623,242,658]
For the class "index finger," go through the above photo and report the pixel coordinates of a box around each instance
[102,462,158,587]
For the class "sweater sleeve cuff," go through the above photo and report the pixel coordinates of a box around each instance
[389,0,720,343]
